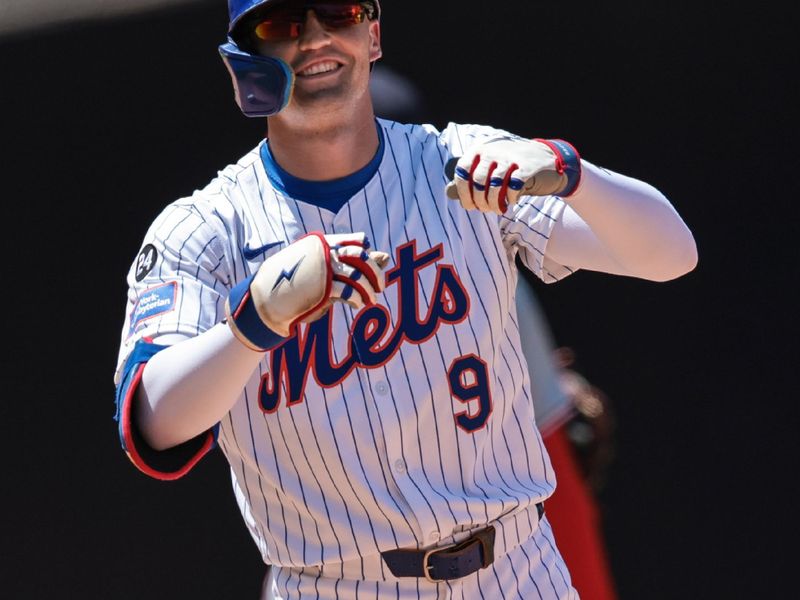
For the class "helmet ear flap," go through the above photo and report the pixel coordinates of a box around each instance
[219,41,295,117]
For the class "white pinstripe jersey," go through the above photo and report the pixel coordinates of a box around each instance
[115,118,576,574]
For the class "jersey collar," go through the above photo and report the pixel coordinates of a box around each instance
[259,121,385,211]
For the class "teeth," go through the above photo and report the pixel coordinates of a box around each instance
[299,61,339,76]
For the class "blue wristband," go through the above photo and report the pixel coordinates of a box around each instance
[537,138,582,197]
[227,275,286,351]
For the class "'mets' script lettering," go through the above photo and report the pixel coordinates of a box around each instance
[258,241,470,411]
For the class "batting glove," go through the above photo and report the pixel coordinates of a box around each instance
[225,232,390,351]
[445,137,581,214]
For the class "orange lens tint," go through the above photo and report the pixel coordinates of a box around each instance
[253,2,373,41]
[314,4,366,27]
[255,20,303,40]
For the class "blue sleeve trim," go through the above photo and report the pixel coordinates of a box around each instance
[114,340,169,425]
[115,340,218,481]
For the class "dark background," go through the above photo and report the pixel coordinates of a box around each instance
[2,1,796,598]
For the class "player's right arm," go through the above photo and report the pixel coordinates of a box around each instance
[116,209,389,476]
[132,232,389,451]
[133,325,264,451]
[114,200,242,479]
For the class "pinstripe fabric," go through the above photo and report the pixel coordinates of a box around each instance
[265,517,577,599]
[116,119,576,595]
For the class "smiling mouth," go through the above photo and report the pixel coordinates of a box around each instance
[297,61,342,77]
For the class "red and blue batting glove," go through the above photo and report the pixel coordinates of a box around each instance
[225,232,390,351]
[446,137,581,214]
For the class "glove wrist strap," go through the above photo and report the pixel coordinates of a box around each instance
[534,138,582,197]
[225,274,286,352]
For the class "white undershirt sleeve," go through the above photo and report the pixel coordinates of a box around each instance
[546,161,698,281]
[135,323,264,450]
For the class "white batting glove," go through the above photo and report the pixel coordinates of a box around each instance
[445,137,582,214]
[225,232,390,351]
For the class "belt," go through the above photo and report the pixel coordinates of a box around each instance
[381,502,544,582]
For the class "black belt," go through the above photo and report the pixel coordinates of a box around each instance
[381,502,544,582]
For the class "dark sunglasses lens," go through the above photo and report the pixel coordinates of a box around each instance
[253,2,373,40]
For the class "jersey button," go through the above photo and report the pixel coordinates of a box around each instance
[393,459,406,473]
[428,532,440,543]
[375,381,389,395]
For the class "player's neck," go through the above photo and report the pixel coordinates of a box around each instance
[266,110,379,182]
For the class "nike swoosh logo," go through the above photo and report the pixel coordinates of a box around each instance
[243,240,284,260]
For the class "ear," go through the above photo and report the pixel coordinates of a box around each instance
[368,20,382,62]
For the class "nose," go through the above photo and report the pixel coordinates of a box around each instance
[297,10,332,51]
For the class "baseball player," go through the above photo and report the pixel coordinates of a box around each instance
[114,1,698,598]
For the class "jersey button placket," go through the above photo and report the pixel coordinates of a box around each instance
[374,378,437,541]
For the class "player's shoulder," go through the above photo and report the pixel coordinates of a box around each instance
[377,117,440,144]
[199,142,264,198]
[165,142,263,214]
[143,143,263,238]
[376,118,489,139]
[436,122,517,155]
[377,119,514,161]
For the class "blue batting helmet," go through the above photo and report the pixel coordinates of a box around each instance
[227,0,276,43]
[218,0,381,118]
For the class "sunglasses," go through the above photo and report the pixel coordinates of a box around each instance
[252,1,378,41]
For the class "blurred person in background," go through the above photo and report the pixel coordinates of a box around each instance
[516,271,618,600]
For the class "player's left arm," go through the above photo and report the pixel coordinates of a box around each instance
[545,161,698,282]
[447,136,698,281]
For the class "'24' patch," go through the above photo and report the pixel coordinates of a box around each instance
[135,244,158,282]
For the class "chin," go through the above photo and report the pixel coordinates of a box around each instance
[291,81,370,117]
[293,84,350,106]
